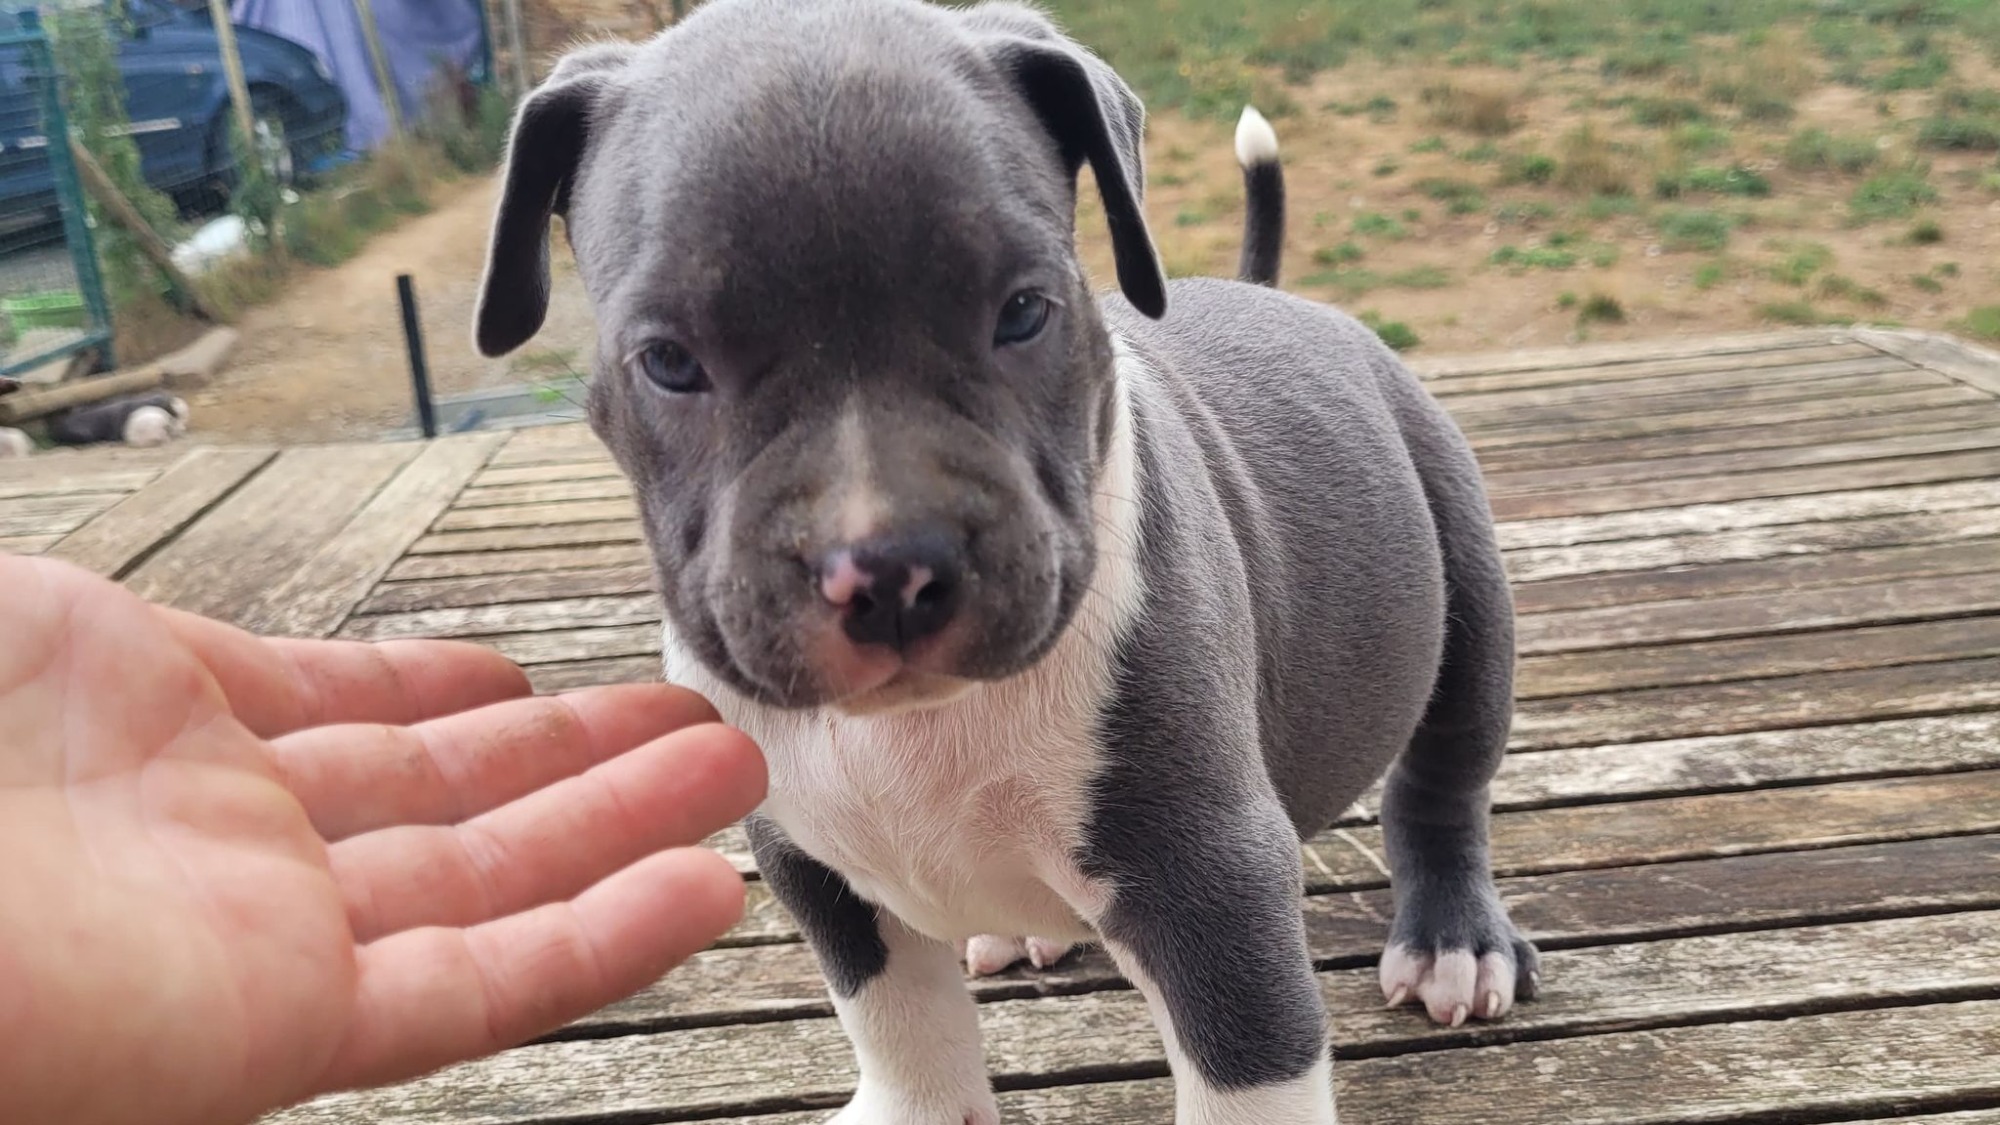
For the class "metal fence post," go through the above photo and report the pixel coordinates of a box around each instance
[22,8,113,372]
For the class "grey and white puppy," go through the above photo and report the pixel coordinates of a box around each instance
[475,1,1536,1121]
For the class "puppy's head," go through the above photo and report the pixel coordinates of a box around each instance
[475,0,1163,713]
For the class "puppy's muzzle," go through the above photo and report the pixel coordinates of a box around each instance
[816,525,965,651]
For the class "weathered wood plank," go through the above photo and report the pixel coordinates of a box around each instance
[454,476,633,508]
[238,435,505,638]
[1472,403,2000,474]
[1486,713,2000,811]
[0,493,119,538]
[483,424,605,466]
[1413,328,1847,381]
[479,624,661,666]
[1498,478,2000,552]
[270,948,2000,1125]
[526,656,660,694]
[1505,505,2000,582]
[578,910,2000,1041]
[383,543,651,582]
[339,594,659,642]
[0,468,158,500]
[1451,365,1944,430]
[1492,446,2000,521]
[43,447,275,578]
[721,823,2000,952]
[1520,615,2000,697]
[405,520,642,555]
[1484,425,2000,499]
[358,565,655,614]
[1464,385,1982,450]
[1437,352,1909,412]
[123,443,422,623]
[707,769,2000,895]
[1511,538,2000,614]
[1512,655,2000,751]
[980,1003,2000,1125]
[467,460,625,489]
[1517,572,2000,655]
[0,445,179,487]
[1855,326,2000,397]
[430,497,640,532]
[0,533,56,554]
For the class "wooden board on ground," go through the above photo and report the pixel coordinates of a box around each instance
[45,447,275,577]
[123,443,422,623]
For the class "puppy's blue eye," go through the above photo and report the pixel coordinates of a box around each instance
[635,341,710,393]
[994,291,1051,346]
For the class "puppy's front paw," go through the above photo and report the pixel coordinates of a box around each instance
[1380,904,1540,1026]
[962,934,1074,977]
[825,1083,999,1125]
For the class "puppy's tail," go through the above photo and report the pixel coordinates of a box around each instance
[1235,105,1285,287]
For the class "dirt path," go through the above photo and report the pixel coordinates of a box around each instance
[187,175,599,444]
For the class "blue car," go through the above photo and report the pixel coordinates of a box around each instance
[0,0,347,222]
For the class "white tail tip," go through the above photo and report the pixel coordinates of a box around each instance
[0,427,31,458]
[1235,105,1280,167]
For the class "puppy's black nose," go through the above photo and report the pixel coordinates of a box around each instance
[817,528,964,649]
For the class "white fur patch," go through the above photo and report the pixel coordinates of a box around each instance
[831,402,888,543]
[1111,945,1338,1125]
[665,342,1150,944]
[828,915,999,1125]
[122,406,175,448]
[1235,105,1280,168]
[0,427,31,459]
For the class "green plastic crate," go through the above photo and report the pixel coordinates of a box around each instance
[2,290,87,332]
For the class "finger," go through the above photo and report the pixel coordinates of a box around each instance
[157,606,531,738]
[274,684,722,841]
[334,722,764,941]
[320,847,744,1093]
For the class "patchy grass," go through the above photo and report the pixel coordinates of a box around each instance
[1954,306,2000,343]
[1390,265,1454,288]
[1421,81,1520,136]
[1784,128,1881,175]
[1500,151,1559,186]
[1417,177,1487,214]
[1314,242,1367,265]
[1658,208,1736,251]
[1630,97,1708,128]
[1358,310,1420,351]
[1555,122,1633,196]
[1816,274,1889,307]
[1693,260,1729,290]
[1458,140,1503,163]
[1495,200,1561,226]
[1850,164,1940,222]
[1908,218,1945,244]
[1578,293,1627,324]
[1659,163,1773,199]
[1492,244,1580,271]
[1911,273,1945,293]
[1916,86,2000,151]
[1352,211,1410,239]
[1769,240,1835,286]
[1410,135,1449,154]
[1760,299,1846,326]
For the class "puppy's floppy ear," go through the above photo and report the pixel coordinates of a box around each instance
[474,45,631,357]
[969,9,1168,318]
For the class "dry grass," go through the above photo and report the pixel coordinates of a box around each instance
[1421,81,1522,137]
[1556,122,1634,196]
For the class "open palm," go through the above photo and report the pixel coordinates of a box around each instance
[0,554,763,1125]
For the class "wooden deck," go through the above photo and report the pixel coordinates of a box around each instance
[8,325,2000,1123]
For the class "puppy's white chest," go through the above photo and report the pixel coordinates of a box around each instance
[744,694,1107,943]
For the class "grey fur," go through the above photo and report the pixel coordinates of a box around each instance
[476,0,1535,1112]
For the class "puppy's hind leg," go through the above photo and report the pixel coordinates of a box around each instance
[1378,459,1540,1027]
[747,816,997,1125]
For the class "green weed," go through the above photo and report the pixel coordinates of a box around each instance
[1314,242,1367,265]
[1954,306,2000,343]
[1358,310,1420,351]
[1784,128,1881,174]
[1658,208,1735,251]
[1850,164,1939,221]
[1769,240,1835,286]
[1578,293,1627,324]
[1352,212,1410,239]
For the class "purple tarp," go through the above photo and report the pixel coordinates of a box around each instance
[229,0,485,153]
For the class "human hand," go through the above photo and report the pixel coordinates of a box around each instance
[0,554,764,1125]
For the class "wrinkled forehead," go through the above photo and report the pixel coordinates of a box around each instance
[567,42,1076,348]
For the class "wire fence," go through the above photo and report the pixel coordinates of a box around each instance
[0,8,110,381]
[0,0,499,389]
